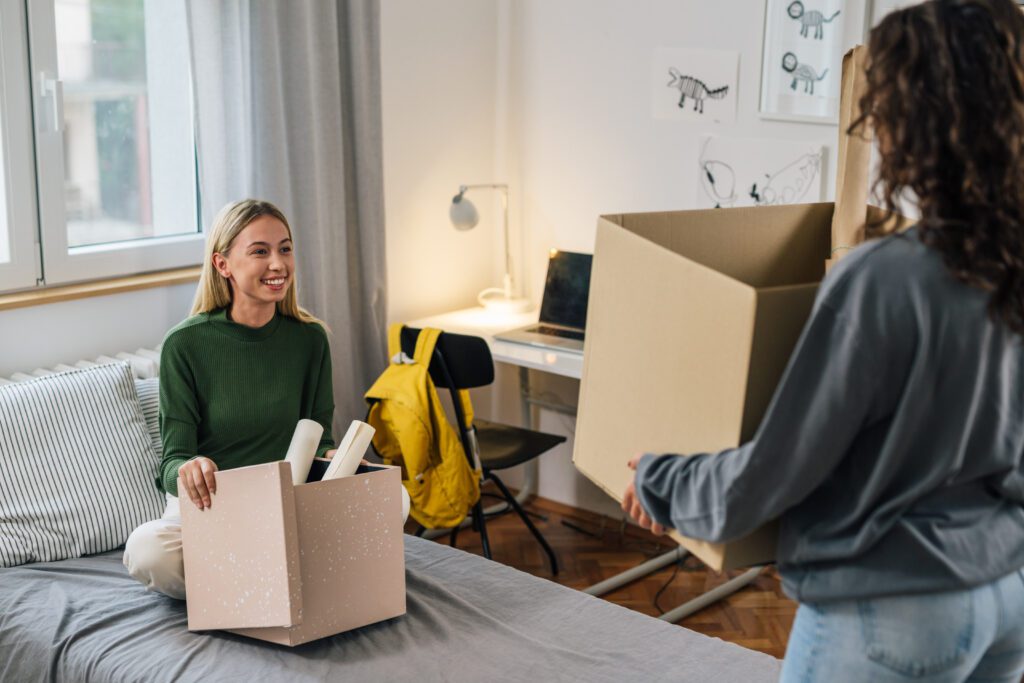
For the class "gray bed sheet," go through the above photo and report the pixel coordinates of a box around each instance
[0,536,780,682]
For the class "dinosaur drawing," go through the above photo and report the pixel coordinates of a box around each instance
[667,68,729,113]
[787,1,840,39]
[782,52,828,94]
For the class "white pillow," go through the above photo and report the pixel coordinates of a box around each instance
[0,362,165,567]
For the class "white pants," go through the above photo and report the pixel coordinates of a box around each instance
[123,494,185,600]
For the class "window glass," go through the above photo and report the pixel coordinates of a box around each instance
[55,0,196,249]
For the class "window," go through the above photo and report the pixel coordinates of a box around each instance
[0,0,200,292]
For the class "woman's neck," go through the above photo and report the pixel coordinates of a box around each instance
[227,300,277,328]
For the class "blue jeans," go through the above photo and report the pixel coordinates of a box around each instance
[780,568,1024,683]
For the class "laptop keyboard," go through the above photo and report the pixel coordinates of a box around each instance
[529,325,585,341]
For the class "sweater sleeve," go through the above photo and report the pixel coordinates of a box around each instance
[158,335,200,497]
[311,328,336,458]
[634,301,883,544]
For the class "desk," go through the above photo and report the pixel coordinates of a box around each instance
[407,307,582,379]
[406,306,762,622]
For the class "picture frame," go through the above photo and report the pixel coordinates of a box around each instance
[759,0,846,125]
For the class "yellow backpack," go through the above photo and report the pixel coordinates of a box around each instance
[364,324,481,529]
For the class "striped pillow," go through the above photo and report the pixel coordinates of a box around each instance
[134,377,162,458]
[0,363,165,567]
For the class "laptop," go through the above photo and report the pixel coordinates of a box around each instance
[494,250,592,354]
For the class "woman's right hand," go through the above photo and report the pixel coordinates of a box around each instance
[178,457,218,510]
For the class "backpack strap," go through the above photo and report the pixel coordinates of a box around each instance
[387,323,404,361]
[413,327,442,366]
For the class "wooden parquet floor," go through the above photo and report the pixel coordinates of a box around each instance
[410,488,796,659]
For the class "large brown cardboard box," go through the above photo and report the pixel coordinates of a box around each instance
[180,460,406,645]
[573,47,891,571]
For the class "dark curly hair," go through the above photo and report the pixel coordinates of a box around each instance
[852,0,1024,333]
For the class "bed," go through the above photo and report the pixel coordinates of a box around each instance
[0,535,781,682]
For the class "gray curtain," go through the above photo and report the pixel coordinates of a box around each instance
[186,0,388,434]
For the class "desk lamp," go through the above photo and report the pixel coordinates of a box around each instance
[450,183,531,313]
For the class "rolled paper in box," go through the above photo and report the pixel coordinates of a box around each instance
[323,420,376,480]
[284,419,323,485]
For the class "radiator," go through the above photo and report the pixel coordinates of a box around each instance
[0,346,162,385]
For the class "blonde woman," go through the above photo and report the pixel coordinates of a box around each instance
[124,199,337,599]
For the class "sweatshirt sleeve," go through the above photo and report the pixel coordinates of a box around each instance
[634,300,884,544]
[311,329,336,458]
[158,335,200,497]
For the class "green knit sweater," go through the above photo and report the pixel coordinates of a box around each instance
[157,308,336,496]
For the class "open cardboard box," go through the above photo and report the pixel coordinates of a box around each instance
[573,47,905,570]
[180,459,406,646]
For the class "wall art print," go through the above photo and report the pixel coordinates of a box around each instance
[696,135,825,209]
[759,0,845,124]
[653,47,739,124]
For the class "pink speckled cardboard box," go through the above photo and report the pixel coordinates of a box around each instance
[180,460,406,646]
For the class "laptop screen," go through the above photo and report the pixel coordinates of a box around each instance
[539,250,593,330]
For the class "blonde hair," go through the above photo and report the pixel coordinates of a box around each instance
[191,199,327,330]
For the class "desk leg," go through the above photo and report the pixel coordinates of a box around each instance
[583,547,687,597]
[518,366,539,501]
[657,566,764,623]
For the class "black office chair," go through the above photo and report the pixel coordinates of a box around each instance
[400,326,565,575]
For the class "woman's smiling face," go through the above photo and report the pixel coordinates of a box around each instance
[213,215,295,312]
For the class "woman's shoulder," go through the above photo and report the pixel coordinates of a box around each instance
[279,314,330,345]
[818,227,936,302]
[161,311,216,348]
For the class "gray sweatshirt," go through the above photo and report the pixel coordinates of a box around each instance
[635,227,1024,603]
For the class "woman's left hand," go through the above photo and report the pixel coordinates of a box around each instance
[324,448,338,460]
[622,454,668,536]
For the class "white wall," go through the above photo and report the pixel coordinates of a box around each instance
[381,0,505,325]
[0,283,195,377]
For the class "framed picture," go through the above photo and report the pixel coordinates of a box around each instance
[759,0,846,124]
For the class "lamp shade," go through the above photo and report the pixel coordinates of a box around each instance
[449,196,479,231]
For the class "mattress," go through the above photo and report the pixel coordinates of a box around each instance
[0,535,780,682]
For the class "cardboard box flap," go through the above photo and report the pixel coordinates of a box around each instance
[181,461,302,631]
[609,203,832,288]
[575,218,758,506]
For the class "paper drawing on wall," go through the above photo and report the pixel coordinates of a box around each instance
[653,48,738,123]
[782,52,828,94]
[696,136,825,210]
[748,152,822,205]
[787,1,840,39]
[760,0,845,123]
[667,68,729,113]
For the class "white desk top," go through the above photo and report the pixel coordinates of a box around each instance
[406,307,584,380]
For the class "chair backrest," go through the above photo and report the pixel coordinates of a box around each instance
[399,327,494,390]
[399,327,493,460]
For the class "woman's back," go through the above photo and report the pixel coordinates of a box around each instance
[778,227,1024,601]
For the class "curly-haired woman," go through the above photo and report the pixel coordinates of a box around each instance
[624,1,1024,680]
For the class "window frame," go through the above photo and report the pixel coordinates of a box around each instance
[0,0,43,292]
[23,0,203,289]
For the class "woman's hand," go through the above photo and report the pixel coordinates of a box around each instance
[324,448,338,460]
[179,457,218,510]
[622,454,667,536]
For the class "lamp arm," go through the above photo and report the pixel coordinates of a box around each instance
[457,183,514,298]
